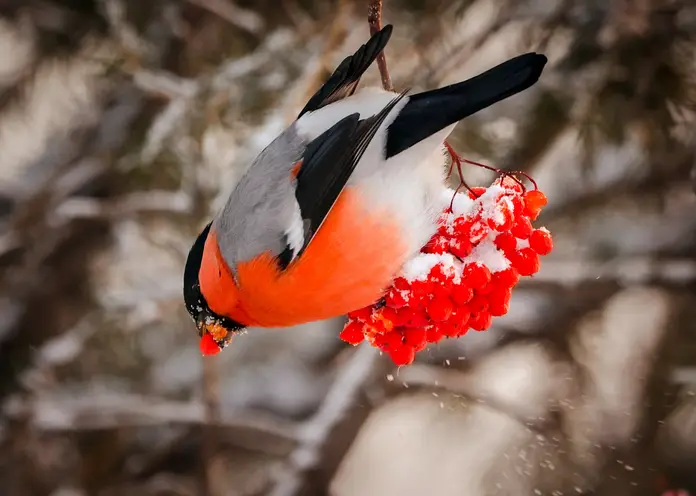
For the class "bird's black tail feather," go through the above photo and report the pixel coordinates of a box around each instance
[385,53,547,158]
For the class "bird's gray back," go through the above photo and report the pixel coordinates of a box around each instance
[212,123,306,269]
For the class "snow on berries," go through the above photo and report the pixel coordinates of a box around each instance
[340,175,553,366]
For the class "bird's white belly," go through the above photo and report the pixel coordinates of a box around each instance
[354,145,448,259]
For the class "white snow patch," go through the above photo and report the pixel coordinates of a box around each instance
[517,238,530,250]
[402,253,459,281]
[442,188,476,216]
[463,235,510,273]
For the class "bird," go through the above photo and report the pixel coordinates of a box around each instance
[183,24,547,355]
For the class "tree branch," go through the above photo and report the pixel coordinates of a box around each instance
[368,0,393,91]
[269,343,381,496]
[185,0,265,35]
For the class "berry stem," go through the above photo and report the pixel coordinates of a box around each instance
[444,141,478,210]
[443,141,540,192]
[459,157,539,191]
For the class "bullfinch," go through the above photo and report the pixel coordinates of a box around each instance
[183,24,547,354]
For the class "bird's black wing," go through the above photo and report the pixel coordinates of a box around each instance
[385,52,547,158]
[296,24,393,118]
[277,91,407,269]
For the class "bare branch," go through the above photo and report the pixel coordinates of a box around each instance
[9,393,298,442]
[132,69,199,100]
[51,190,193,222]
[270,343,381,496]
[185,0,265,35]
[141,98,193,165]
[368,0,393,91]
[99,0,156,59]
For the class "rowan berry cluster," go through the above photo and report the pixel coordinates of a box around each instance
[339,177,552,366]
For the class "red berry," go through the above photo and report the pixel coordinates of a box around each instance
[385,289,409,309]
[468,187,486,199]
[379,306,400,325]
[456,326,470,337]
[511,216,533,239]
[406,308,430,328]
[469,222,489,244]
[432,283,452,301]
[393,277,410,291]
[427,296,454,322]
[347,306,372,322]
[511,247,540,276]
[408,290,430,309]
[492,268,520,288]
[529,228,553,255]
[452,217,473,237]
[199,333,221,356]
[423,235,449,254]
[425,325,442,343]
[451,283,473,305]
[439,322,460,337]
[489,299,510,317]
[463,263,492,290]
[366,317,389,335]
[523,190,547,219]
[391,307,413,326]
[488,287,512,307]
[429,263,450,283]
[404,327,427,351]
[410,279,434,297]
[469,294,489,314]
[375,331,402,351]
[487,201,514,231]
[524,190,548,210]
[339,321,365,345]
[494,232,517,254]
[448,307,470,330]
[488,288,512,317]
[476,282,495,295]
[469,311,492,331]
[389,345,416,366]
[450,238,473,258]
[499,176,524,193]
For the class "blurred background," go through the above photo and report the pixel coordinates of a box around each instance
[1,0,695,495]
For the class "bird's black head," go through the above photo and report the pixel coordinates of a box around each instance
[183,222,245,355]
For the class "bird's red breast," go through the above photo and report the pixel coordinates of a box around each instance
[198,188,408,327]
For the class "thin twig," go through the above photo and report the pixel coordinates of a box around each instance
[132,69,199,100]
[368,0,393,91]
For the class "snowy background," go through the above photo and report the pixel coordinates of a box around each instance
[1,0,695,495]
